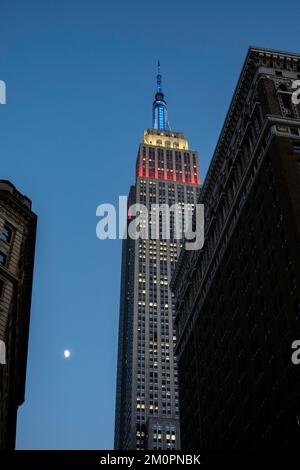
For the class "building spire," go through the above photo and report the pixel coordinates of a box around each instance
[157,60,162,92]
[153,61,170,131]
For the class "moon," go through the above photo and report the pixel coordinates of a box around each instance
[64,350,71,358]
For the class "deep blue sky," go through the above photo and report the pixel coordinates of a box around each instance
[0,0,299,450]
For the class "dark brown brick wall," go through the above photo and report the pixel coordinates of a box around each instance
[0,182,37,450]
[178,138,300,449]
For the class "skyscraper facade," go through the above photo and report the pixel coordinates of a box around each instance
[0,180,37,450]
[171,47,300,449]
[115,65,201,450]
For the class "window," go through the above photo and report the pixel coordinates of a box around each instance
[1,224,12,243]
[0,279,4,298]
[283,98,292,113]
[290,128,299,136]
[293,145,300,154]
[0,251,7,266]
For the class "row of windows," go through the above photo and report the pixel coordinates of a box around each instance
[0,224,15,300]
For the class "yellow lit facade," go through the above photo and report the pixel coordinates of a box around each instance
[143,129,189,150]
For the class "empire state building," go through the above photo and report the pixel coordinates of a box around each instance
[114,63,201,450]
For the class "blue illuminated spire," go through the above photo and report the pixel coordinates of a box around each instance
[153,61,170,130]
[157,60,162,92]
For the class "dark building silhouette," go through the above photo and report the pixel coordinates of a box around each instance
[171,47,300,449]
[0,180,37,450]
[115,64,201,450]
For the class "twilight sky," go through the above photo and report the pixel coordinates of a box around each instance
[0,0,299,450]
